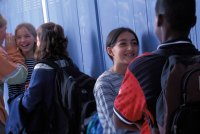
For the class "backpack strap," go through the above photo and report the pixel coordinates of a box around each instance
[37,60,58,69]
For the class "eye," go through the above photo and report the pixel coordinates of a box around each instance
[118,41,128,47]
[130,40,138,46]
[25,34,31,38]
[16,36,21,40]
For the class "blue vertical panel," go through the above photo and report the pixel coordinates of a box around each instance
[196,0,200,49]
[5,0,43,33]
[132,0,151,53]
[59,0,104,77]
[47,0,65,26]
[117,0,135,28]
[48,0,83,73]
[145,0,159,51]
[76,0,104,77]
[5,0,23,33]
[97,0,121,70]
[190,0,200,49]
[0,1,7,15]
[21,0,43,28]
[190,25,197,48]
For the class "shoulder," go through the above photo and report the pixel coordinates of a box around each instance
[128,52,166,74]
[96,70,123,85]
[31,63,55,80]
[34,63,54,70]
[94,70,123,93]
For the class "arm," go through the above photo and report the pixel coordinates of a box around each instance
[94,82,116,131]
[113,113,139,131]
[21,63,54,112]
[0,34,28,84]
[113,68,150,132]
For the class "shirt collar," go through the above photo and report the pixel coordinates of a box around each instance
[157,38,192,50]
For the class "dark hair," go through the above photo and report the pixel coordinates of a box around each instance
[15,23,37,55]
[36,22,68,60]
[106,27,139,59]
[155,0,196,32]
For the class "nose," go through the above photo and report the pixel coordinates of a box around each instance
[19,37,26,42]
[127,43,134,51]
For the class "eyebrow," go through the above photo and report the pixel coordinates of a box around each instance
[117,38,137,42]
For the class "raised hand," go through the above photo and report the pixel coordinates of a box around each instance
[5,33,16,51]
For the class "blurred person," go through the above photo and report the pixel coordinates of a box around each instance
[0,14,27,134]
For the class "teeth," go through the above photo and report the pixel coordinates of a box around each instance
[126,54,134,56]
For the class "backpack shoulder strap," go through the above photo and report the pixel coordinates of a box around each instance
[37,59,60,70]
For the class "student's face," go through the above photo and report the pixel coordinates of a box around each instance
[107,31,139,66]
[16,27,36,57]
[0,25,7,45]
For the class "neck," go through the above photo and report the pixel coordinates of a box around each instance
[111,64,128,75]
[161,27,189,43]
[23,51,35,59]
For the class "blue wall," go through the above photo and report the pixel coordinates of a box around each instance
[1,0,200,78]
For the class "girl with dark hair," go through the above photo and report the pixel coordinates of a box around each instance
[93,27,139,134]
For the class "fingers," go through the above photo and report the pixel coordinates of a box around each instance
[5,33,16,46]
[5,33,17,51]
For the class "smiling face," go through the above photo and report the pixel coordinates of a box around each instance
[107,31,139,67]
[16,26,36,58]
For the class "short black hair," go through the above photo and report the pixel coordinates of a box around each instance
[155,0,196,32]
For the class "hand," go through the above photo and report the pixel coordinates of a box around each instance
[5,33,16,50]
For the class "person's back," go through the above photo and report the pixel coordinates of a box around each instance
[113,0,197,133]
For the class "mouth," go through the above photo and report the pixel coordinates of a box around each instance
[125,53,135,58]
[20,44,30,47]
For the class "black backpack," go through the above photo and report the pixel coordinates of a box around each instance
[38,58,96,134]
[154,50,200,134]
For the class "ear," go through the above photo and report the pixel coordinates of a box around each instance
[107,47,114,57]
[156,14,164,27]
[191,15,197,27]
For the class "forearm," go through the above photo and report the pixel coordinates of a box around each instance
[7,47,26,67]
[113,113,139,131]
[1,63,28,84]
